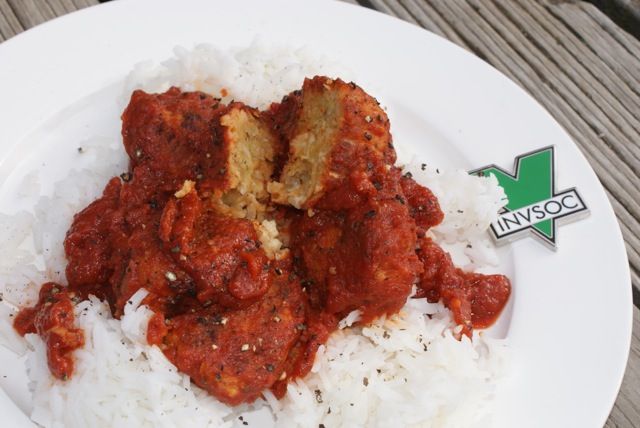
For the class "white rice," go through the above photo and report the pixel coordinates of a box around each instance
[403,164,508,271]
[124,40,352,110]
[0,42,509,427]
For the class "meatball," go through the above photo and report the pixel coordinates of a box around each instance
[156,259,305,406]
[269,76,395,209]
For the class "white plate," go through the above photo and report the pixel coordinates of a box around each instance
[0,0,631,427]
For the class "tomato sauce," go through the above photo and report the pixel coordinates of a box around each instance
[13,283,84,380]
[13,86,510,404]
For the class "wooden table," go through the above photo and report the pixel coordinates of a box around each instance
[0,0,638,426]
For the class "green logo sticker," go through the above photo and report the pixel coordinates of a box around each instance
[470,146,588,250]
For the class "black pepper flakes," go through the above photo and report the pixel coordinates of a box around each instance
[314,389,323,403]
[364,132,372,141]
[364,210,376,219]
[403,171,413,179]
[265,364,274,372]
[77,147,84,153]
[395,194,405,205]
[363,377,369,386]
[421,163,427,171]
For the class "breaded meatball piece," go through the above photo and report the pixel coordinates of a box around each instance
[269,76,395,209]
[122,88,278,219]
[121,88,229,195]
[159,188,271,309]
[289,166,422,323]
[156,259,306,406]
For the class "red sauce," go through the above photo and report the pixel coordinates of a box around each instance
[415,237,511,336]
[13,283,84,380]
[13,86,511,404]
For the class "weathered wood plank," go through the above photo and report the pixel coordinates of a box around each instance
[587,0,640,41]
[516,1,640,123]
[0,0,98,42]
[396,0,471,48]
[0,0,21,41]
[45,0,77,16]
[72,0,96,8]
[367,0,420,24]
[585,4,640,61]
[5,0,57,29]
[605,304,640,428]
[548,3,640,97]
[481,1,640,174]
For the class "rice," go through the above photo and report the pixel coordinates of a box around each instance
[267,298,508,428]
[124,40,351,110]
[26,291,233,428]
[403,163,508,271]
[0,42,509,427]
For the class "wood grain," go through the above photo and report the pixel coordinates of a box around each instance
[0,0,637,426]
[605,305,640,427]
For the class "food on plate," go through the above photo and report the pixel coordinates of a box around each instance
[268,76,394,209]
[13,283,84,380]
[12,75,511,407]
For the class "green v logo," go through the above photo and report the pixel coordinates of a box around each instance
[470,146,589,250]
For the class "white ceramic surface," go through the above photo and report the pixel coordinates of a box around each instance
[0,0,631,427]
